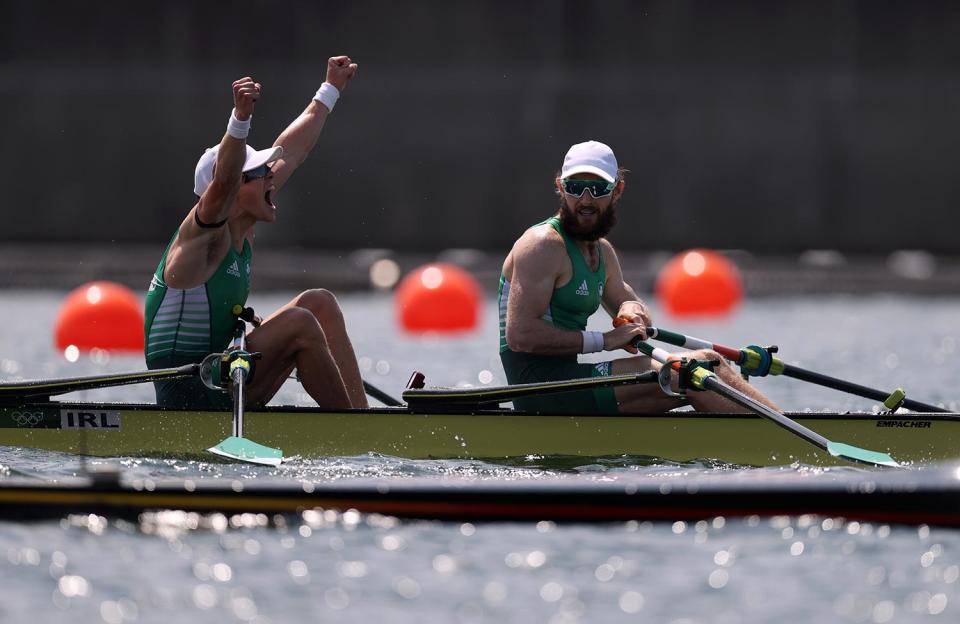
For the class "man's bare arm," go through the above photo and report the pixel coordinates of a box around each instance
[505,231,647,355]
[164,77,260,289]
[504,230,582,355]
[270,56,358,192]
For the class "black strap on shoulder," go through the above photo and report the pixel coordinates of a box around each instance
[194,209,228,229]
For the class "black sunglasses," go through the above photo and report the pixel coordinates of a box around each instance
[561,178,615,198]
[242,163,272,183]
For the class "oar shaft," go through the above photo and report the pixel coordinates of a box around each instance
[403,371,658,409]
[0,364,200,400]
[638,340,898,467]
[782,365,948,413]
[363,381,403,407]
[700,375,830,451]
[647,326,948,413]
[232,367,245,437]
[231,330,248,438]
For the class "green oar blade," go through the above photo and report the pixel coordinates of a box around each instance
[208,436,283,467]
[827,442,900,468]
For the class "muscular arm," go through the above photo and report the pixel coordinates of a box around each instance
[504,229,650,354]
[270,56,358,192]
[504,229,585,355]
[164,78,260,289]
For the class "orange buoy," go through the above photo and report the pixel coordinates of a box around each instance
[395,263,481,333]
[54,281,144,352]
[655,249,743,317]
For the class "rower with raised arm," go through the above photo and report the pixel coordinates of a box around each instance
[144,57,368,410]
[499,140,778,414]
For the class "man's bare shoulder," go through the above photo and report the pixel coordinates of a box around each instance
[504,221,567,282]
[598,237,620,261]
[514,222,564,256]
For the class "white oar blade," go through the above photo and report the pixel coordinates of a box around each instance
[208,436,283,467]
[827,442,900,468]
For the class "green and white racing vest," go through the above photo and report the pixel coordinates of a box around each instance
[499,216,606,353]
[144,232,252,368]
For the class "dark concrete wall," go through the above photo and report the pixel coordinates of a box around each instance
[2,0,959,252]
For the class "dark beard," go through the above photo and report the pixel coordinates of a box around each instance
[557,198,618,241]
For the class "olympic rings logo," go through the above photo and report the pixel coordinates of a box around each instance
[9,411,44,427]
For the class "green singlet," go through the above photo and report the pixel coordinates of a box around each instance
[143,231,252,408]
[499,217,619,414]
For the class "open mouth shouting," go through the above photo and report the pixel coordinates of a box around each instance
[265,186,275,210]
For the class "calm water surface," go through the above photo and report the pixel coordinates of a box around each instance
[1,290,959,623]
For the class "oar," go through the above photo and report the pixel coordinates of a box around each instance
[635,341,900,468]
[285,372,402,407]
[402,371,658,409]
[363,380,403,406]
[0,364,200,400]
[207,322,283,467]
[644,326,948,413]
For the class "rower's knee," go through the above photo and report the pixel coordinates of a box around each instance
[275,307,328,348]
[686,349,737,377]
[294,289,343,326]
[687,349,723,364]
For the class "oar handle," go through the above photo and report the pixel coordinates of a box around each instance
[646,327,742,362]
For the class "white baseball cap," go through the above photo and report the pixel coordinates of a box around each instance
[561,141,618,183]
[193,144,284,196]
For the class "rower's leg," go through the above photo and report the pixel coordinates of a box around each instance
[244,307,352,409]
[265,289,368,408]
[290,290,368,408]
[679,349,781,412]
[610,356,687,412]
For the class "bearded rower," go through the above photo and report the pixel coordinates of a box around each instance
[499,140,778,414]
[144,57,367,410]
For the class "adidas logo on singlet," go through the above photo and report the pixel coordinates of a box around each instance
[576,279,589,296]
[227,260,242,278]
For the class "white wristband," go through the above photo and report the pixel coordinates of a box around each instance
[581,331,604,354]
[226,109,251,139]
[313,82,340,112]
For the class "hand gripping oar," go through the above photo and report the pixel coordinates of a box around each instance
[644,327,948,413]
[634,340,900,468]
[207,310,283,466]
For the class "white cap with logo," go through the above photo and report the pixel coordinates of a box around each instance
[193,144,284,196]
[561,141,618,183]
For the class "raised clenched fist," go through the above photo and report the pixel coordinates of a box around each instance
[325,56,358,91]
[232,77,262,120]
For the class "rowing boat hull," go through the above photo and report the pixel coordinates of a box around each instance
[1,402,957,466]
[3,465,960,524]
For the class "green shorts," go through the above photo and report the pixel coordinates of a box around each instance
[499,350,620,414]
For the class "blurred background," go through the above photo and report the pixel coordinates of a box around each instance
[2,0,960,294]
